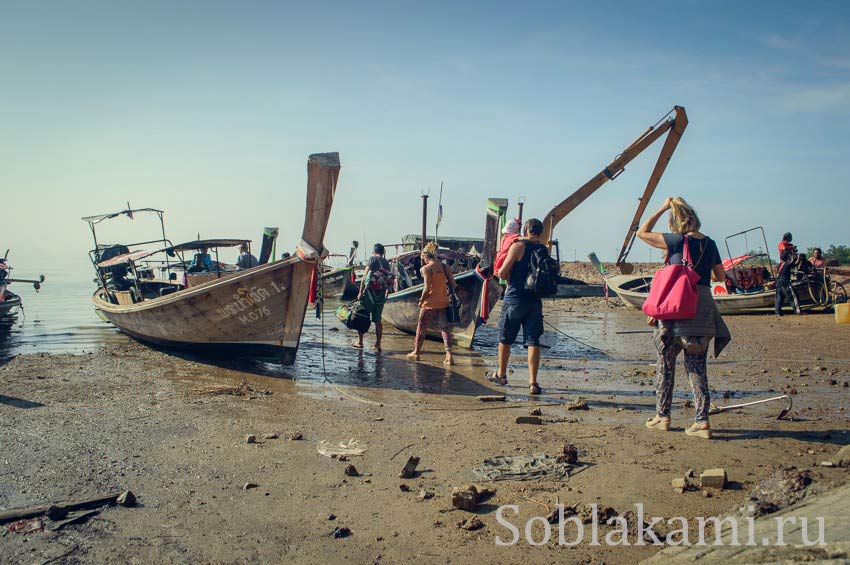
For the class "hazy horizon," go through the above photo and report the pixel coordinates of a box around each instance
[4,1,849,283]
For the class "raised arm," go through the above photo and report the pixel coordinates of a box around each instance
[636,197,672,250]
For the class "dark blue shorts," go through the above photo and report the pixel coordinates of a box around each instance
[498,300,544,347]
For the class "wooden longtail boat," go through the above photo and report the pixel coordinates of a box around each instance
[605,274,813,315]
[84,152,340,363]
[320,243,363,301]
[381,198,507,348]
[0,251,44,321]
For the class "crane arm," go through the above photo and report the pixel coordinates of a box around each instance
[616,107,688,266]
[541,106,688,256]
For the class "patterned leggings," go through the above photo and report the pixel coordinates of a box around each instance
[655,335,710,423]
[415,308,453,351]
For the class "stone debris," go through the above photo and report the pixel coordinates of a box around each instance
[418,490,434,501]
[243,482,259,490]
[515,416,543,425]
[327,514,336,521]
[833,444,850,468]
[451,484,496,511]
[740,466,811,517]
[700,468,727,489]
[399,484,411,492]
[566,398,590,411]
[263,432,279,440]
[477,395,506,402]
[343,464,359,477]
[556,443,578,464]
[529,408,543,416]
[246,434,257,444]
[579,504,617,524]
[329,526,351,539]
[457,517,484,531]
[116,490,136,507]
[399,456,420,479]
[289,432,304,441]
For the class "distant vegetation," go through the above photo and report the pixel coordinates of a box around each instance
[806,245,850,265]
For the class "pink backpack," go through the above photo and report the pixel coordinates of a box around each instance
[642,235,701,320]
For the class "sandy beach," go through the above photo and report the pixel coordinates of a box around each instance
[2,289,849,563]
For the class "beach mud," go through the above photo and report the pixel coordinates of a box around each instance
[1,295,849,563]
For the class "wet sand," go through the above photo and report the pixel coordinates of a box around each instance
[1,297,849,563]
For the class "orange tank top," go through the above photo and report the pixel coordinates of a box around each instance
[421,263,450,309]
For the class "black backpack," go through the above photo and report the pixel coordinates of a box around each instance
[523,243,559,297]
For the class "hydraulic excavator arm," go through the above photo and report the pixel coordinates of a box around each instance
[541,106,688,273]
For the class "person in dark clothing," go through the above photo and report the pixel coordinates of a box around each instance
[490,218,547,395]
[354,243,394,352]
[775,249,801,315]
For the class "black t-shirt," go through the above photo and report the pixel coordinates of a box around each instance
[662,233,722,287]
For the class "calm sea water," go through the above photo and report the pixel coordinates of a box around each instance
[0,273,128,358]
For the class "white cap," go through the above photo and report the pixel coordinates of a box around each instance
[502,218,521,235]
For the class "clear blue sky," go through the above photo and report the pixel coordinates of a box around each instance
[3,0,848,280]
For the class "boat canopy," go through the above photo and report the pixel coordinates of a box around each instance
[96,250,155,268]
[81,208,165,225]
[164,239,249,253]
[722,255,753,271]
[95,239,250,268]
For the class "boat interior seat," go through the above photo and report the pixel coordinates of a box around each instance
[732,267,767,293]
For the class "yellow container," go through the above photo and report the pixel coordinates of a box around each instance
[837,303,850,324]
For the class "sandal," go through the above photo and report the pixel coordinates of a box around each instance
[528,383,542,395]
[685,422,712,439]
[645,416,671,431]
[486,372,508,385]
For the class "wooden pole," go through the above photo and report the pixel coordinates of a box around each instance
[421,193,429,250]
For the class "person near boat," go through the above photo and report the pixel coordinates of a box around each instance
[490,218,547,395]
[236,243,259,270]
[406,241,456,365]
[810,247,826,270]
[353,243,393,352]
[775,248,802,316]
[188,247,213,273]
[778,232,797,258]
[636,196,732,440]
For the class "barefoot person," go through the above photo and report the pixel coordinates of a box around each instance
[491,218,547,395]
[353,243,393,352]
[636,197,731,439]
[407,242,455,365]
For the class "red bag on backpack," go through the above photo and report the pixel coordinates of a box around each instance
[642,235,701,320]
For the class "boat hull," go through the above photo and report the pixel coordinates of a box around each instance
[382,272,500,348]
[606,274,811,315]
[0,293,21,320]
[321,266,360,301]
[93,258,311,363]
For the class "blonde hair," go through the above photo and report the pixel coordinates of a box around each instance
[421,241,439,260]
[668,197,701,234]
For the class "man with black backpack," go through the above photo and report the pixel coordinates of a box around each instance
[353,243,395,352]
[489,218,558,395]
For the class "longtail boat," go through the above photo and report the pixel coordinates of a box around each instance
[83,152,340,363]
[381,198,507,348]
[0,251,44,321]
[321,242,363,301]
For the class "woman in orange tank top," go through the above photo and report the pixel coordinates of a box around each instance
[406,242,456,364]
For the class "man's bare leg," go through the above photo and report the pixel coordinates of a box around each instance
[528,345,540,386]
[498,343,511,378]
[374,322,383,353]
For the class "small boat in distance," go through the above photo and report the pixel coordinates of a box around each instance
[83,152,341,363]
[321,241,363,301]
[0,250,45,322]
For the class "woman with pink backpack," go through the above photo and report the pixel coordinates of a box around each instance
[636,197,731,439]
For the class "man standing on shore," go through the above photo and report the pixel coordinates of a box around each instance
[353,243,394,352]
[490,218,547,395]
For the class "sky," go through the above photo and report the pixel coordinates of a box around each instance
[2,0,849,281]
